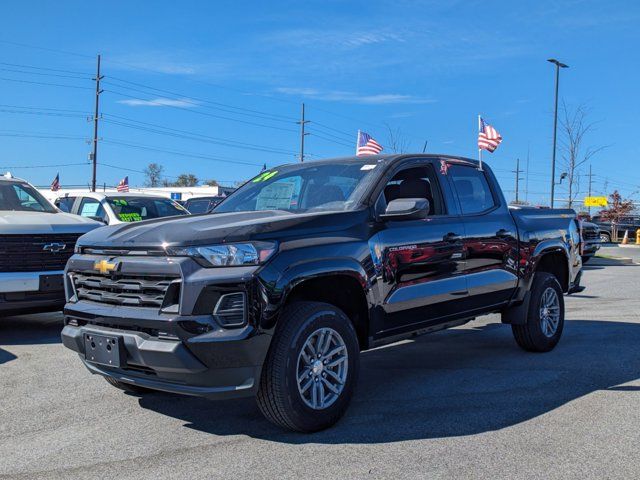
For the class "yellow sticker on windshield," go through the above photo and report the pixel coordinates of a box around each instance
[252,170,278,182]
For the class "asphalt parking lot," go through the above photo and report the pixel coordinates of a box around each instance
[2,257,640,479]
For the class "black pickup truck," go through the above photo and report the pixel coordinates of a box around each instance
[61,154,583,432]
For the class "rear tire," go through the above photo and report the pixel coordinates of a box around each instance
[512,272,564,352]
[256,301,359,432]
[104,376,154,394]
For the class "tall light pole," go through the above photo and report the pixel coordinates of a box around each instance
[548,58,568,207]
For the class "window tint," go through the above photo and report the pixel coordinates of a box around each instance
[380,164,445,215]
[185,199,211,214]
[0,181,57,213]
[449,165,496,214]
[105,197,187,221]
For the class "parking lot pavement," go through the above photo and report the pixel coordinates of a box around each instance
[2,264,640,480]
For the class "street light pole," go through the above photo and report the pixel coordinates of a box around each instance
[548,58,568,207]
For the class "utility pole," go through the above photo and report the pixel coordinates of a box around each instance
[90,54,103,192]
[297,102,309,162]
[422,140,428,153]
[513,158,523,204]
[548,58,569,207]
[587,163,594,215]
[525,144,530,203]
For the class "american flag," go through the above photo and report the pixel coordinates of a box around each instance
[478,117,502,153]
[117,176,129,192]
[356,130,383,156]
[50,173,60,191]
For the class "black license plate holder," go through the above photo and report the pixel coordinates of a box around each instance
[83,333,125,368]
[39,274,64,292]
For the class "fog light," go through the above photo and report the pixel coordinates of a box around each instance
[213,292,246,327]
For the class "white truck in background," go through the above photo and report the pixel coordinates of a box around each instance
[0,174,100,315]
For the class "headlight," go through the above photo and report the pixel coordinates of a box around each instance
[168,242,276,267]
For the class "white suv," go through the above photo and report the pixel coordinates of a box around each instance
[55,192,189,225]
[0,174,100,315]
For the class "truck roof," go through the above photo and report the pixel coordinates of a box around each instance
[276,153,480,169]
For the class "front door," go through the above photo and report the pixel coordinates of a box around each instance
[371,160,468,338]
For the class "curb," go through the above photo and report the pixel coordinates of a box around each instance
[590,256,634,266]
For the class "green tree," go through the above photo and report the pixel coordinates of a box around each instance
[173,174,199,187]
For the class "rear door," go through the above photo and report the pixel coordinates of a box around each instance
[371,158,468,337]
[446,163,519,311]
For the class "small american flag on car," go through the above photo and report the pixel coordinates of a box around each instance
[356,130,383,156]
[117,176,129,192]
[50,173,60,191]
[478,117,502,153]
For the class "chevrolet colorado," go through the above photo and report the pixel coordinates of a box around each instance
[61,154,583,432]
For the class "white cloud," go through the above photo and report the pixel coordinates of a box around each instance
[117,97,198,108]
[275,87,435,105]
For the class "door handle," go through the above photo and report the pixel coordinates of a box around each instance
[443,232,462,242]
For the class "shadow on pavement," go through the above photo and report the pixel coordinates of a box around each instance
[0,312,63,347]
[138,319,640,444]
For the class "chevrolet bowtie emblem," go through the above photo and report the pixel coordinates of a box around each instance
[94,259,117,275]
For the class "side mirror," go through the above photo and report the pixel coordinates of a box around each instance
[380,198,430,221]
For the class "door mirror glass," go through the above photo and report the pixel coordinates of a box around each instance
[381,198,430,221]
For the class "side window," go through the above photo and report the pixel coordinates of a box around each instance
[79,198,107,222]
[448,165,496,215]
[56,196,76,213]
[379,164,445,216]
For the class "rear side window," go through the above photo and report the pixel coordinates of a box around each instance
[448,165,496,215]
[56,196,76,213]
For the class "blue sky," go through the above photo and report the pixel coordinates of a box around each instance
[0,0,639,206]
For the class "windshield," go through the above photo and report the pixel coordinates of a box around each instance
[0,181,57,213]
[214,161,380,214]
[105,197,188,222]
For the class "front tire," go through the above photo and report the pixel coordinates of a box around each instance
[512,272,565,352]
[600,232,611,243]
[581,255,591,264]
[257,301,359,432]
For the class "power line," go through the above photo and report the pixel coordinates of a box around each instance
[101,113,299,155]
[0,162,89,169]
[0,67,90,80]
[101,138,268,167]
[0,76,92,90]
[0,61,91,76]
[104,88,298,133]
[105,76,297,122]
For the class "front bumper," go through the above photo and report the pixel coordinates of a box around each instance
[0,271,65,314]
[582,241,601,256]
[61,320,270,399]
[62,253,276,399]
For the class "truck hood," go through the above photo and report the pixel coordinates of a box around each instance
[76,209,369,248]
[0,210,102,234]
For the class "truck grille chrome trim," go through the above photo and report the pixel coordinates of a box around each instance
[71,273,180,308]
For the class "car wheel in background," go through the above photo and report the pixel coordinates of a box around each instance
[600,232,611,243]
[256,301,359,432]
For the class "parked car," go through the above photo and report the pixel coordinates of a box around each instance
[580,221,601,263]
[0,174,100,315]
[55,192,189,225]
[183,195,226,214]
[591,215,640,243]
[61,154,583,432]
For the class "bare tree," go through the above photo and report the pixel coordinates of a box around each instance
[384,123,410,153]
[558,102,606,207]
[143,163,164,187]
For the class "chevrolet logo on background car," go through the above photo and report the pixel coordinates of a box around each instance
[93,259,117,275]
[42,242,66,253]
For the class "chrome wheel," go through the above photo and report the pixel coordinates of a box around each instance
[539,287,561,337]
[296,327,348,410]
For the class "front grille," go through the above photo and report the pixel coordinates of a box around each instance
[71,272,180,308]
[0,234,81,272]
[583,228,600,240]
